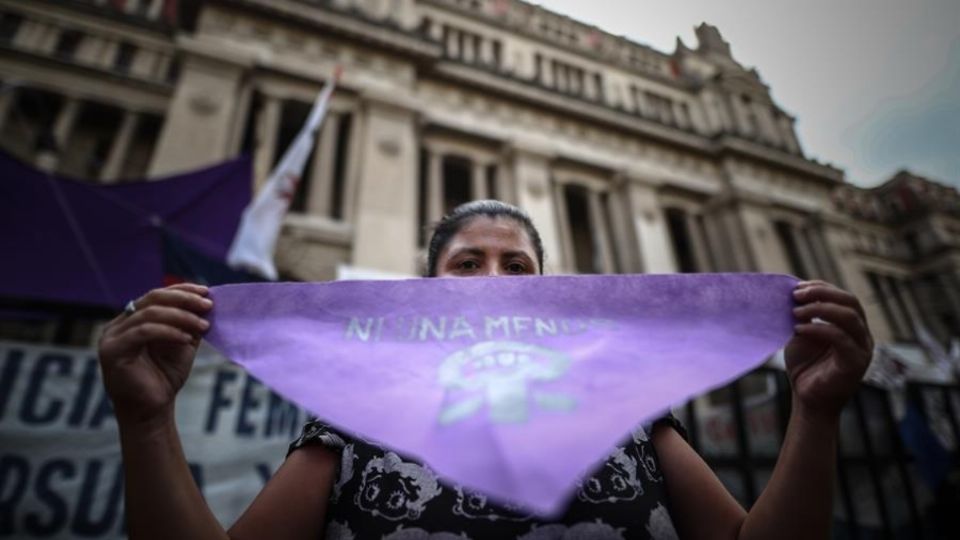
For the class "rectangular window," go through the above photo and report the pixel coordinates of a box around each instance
[886,277,916,340]
[330,113,352,220]
[677,102,692,128]
[54,29,84,60]
[570,67,583,96]
[417,149,428,246]
[773,221,808,278]
[666,207,698,273]
[866,272,905,340]
[599,192,621,274]
[491,40,502,68]
[119,113,163,180]
[114,41,137,74]
[456,31,466,61]
[630,86,642,114]
[563,184,597,273]
[55,100,124,180]
[740,96,759,136]
[442,155,472,215]
[274,99,316,214]
[165,58,181,84]
[0,12,23,44]
[0,88,63,161]
[645,92,676,125]
[485,164,497,201]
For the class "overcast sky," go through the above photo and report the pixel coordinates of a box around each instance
[534,0,960,188]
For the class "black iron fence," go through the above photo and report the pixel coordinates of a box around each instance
[677,367,960,539]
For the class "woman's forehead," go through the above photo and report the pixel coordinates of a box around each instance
[446,216,535,252]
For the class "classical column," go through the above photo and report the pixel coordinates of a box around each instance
[471,159,488,200]
[426,148,443,224]
[252,94,281,191]
[686,212,713,272]
[626,180,676,273]
[341,111,364,222]
[491,161,510,203]
[350,97,419,275]
[876,275,909,338]
[587,189,615,274]
[99,41,119,69]
[147,37,253,176]
[804,226,842,285]
[52,97,80,148]
[790,223,819,278]
[552,181,575,272]
[37,97,80,171]
[307,111,341,216]
[511,146,563,273]
[101,110,141,182]
[891,278,924,337]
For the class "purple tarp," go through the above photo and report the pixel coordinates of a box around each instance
[0,151,251,309]
[204,273,797,515]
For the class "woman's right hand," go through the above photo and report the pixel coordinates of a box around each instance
[98,283,212,426]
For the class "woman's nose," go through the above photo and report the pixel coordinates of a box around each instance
[481,265,501,277]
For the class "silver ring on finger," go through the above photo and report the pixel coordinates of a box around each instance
[123,299,137,316]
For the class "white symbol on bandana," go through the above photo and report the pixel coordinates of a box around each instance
[437,341,575,425]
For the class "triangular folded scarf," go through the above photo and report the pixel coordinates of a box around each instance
[204,273,796,515]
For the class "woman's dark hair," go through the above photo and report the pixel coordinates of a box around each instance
[426,200,545,277]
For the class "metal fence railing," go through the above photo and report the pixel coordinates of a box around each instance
[676,367,960,539]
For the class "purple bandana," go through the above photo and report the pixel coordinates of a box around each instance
[204,273,797,514]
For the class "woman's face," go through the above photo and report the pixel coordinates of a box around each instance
[435,216,539,278]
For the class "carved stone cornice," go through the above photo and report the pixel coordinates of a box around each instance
[431,61,712,150]
[209,0,443,61]
[715,134,843,184]
[419,0,687,89]
[430,62,841,184]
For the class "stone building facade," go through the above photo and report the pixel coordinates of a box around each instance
[1,0,958,353]
[3,1,960,534]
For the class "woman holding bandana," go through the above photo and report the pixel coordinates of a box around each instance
[99,200,873,539]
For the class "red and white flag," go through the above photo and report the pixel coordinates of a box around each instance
[227,68,341,279]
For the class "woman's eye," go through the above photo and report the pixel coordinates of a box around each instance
[458,260,480,271]
[506,262,527,274]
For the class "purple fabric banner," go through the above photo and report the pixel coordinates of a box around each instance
[204,273,797,515]
[0,151,250,309]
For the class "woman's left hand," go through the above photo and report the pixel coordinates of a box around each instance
[785,280,874,421]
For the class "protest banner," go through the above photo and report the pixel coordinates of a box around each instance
[0,340,308,539]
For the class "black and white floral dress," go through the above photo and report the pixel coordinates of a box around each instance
[288,417,686,540]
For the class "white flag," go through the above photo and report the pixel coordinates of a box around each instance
[227,68,341,279]
[914,323,952,377]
